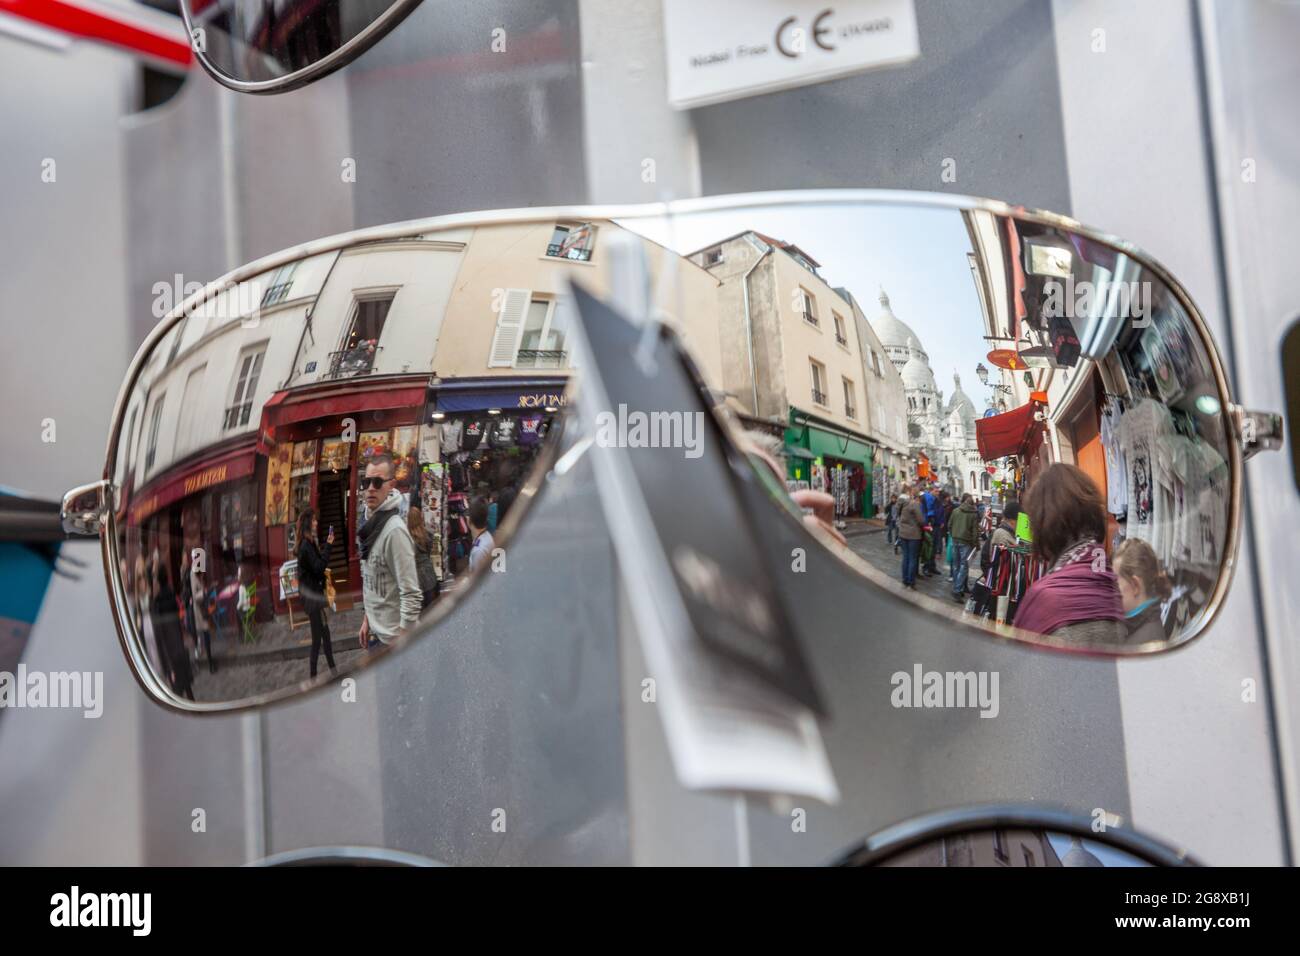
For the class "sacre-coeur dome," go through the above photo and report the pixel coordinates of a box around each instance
[870,289,928,363]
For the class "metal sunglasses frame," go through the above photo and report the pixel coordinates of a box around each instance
[830,803,1199,866]
[180,0,425,95]
[60,189,1261,715]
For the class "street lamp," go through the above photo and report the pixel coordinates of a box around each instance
[976,362,989,386]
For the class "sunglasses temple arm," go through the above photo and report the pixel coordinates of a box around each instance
[0,496,67,543]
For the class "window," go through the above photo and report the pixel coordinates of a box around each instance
[833,311,848,347]
[175,364,207,458]
[1022,846,1036,867]
[809,359,828,406]
[798,288,818,326]
[992,830,1009,864]
[546,222,595,262]
[842,377,857,419]
[145,394,165,473]
[224,347,265,430]
[330,294,393,379]
[261,262,298,307]
[517,298,567,368]
[871,350,883,376]
[489,291,569,369]
[701,245,724,267]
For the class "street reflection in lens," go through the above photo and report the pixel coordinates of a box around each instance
[113,202,1237,710]
[113,219,728,706]
[627,203,1232,652]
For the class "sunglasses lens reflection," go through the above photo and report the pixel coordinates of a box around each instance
[111,222,598,706]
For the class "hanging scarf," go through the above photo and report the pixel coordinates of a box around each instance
[1014,539,1124,636]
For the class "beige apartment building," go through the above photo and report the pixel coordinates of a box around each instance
[430,220,724,392]
[687,230,908,517]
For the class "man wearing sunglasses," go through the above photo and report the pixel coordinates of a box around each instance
[356,454,421,651]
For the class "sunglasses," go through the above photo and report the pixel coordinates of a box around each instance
[180,0,424,95]
[24,191,1279,725]
[359,476,392,490]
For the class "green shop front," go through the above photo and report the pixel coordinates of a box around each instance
[784,409,876,518]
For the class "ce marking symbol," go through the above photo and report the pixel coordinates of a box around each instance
[776,9,836,58]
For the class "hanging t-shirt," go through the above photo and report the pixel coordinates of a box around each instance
[1100,403,1128,518]
[1174,436,1228,569]
[439,419,463,455]
[1114,398,1178,561]
[461,418,486,451]
[490,417,517,448]
[517,414,543,446]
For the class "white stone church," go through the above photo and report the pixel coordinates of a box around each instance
[870,289,988,496]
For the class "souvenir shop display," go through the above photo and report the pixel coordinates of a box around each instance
[967,545,1048,626]
[429,410,554,579]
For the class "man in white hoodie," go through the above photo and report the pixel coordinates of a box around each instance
[357,453,422,649]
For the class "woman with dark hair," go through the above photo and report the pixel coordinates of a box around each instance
[296,507,336,678]
[1114,538,1173,644]
[408,506,440,610]
[1014,464,1126,643]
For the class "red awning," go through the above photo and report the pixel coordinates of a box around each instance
[976,402,1041,462]
[256,381,426,454]
[262,383,426,429]
[128,440,258,526]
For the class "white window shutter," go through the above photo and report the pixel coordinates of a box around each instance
[488,288,530,367]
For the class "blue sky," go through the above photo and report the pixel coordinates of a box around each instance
[624,202,998,414]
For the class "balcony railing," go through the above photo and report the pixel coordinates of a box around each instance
[516,348,567,369]
[835,333,848,346]
[546,243,593,262]
[811,388,828,406]
[223,402,252,430]
[326,344,383,380]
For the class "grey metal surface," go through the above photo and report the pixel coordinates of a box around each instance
[344,0,589,227]
[1196,0,1300,861]
[688,0,1073,212]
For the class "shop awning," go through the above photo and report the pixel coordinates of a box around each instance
[784,445,817,460]
[975,401,1040,461]
[430,377,569,413]
[128,439,258,526]
[257,380,428,454]
[263,383,427,428]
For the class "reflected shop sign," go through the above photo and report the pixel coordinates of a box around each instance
[431,379,570,414]
[128,447,257,525]
[517,392,568,409]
